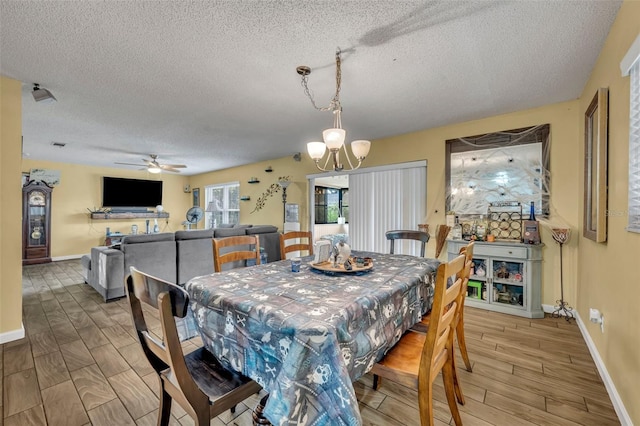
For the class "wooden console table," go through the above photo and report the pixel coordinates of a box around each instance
[90,212,169,220]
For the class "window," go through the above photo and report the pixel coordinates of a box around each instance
[204,182,239,228]
[314,186,348,224]
[622,34,640,232]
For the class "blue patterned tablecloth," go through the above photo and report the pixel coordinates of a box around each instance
[186,251,439,426]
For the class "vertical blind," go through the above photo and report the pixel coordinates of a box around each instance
[349,164,426,255]
[628,59,640,231]
[622,34,640,232]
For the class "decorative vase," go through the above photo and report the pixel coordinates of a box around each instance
[335,241,351,265]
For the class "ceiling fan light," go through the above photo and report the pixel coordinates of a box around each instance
[351,140,371,159]
[148,166,162,174]
[323,128,345,150]
[307,141,327,160]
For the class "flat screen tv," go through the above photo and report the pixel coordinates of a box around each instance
[102,177,163,208]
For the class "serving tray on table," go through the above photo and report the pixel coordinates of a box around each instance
[309,260,373,274]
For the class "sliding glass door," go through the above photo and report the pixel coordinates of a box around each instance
[308,161,426,254]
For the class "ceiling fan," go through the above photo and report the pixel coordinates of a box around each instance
[115,154,187,173]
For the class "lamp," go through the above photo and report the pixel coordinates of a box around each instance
[147,165,162,174]
[297,48,371,172]
[278,180,291,223]
[32,84,57,104]
[550,228,573,322]
[206,201,220,229]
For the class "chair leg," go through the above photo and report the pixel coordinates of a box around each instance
[442,358,463,426]
[230,404,236,414]
[417,381,434,426]
[373,374,380,390]
[195,409,210,426]
[157,385,172,426]
[456,317,472,372]
[451,352,465,405]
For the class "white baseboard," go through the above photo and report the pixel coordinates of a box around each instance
[0,323,25,344]
[542,304,632,425]
[52,254,83,261]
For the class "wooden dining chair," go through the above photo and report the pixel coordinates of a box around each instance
[386,230,430,257]
[212,235,261,272]
[126,267,261,426]
[279,231,314,259]
[411,242,475,372]
[370,253,468,426]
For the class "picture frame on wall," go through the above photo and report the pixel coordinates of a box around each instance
[583,87,609,243]
[192,188,200,207]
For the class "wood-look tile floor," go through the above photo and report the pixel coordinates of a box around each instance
[2,260,621,425]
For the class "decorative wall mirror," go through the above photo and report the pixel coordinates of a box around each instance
[583,88,608,242]
[446,124,550,217]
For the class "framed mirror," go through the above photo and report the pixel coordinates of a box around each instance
[446,124,550,217]
[583,88,608,242]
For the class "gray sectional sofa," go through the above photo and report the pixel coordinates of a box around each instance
[82,224,280,301]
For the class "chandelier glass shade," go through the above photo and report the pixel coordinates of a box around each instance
[298,49,371,172]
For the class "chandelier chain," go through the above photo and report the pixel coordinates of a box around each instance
[300,48,342,112]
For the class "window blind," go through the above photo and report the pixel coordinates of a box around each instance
[349,165,426,254]
[628,60,640,232]
[622,34,640,232]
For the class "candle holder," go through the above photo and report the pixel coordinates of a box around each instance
[550,228,573,322]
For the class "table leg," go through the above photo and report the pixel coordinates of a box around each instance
[252,394,273,425]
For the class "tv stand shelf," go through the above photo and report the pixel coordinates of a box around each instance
[90,212,169,220]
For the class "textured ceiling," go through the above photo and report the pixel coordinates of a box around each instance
[0,1,621,175]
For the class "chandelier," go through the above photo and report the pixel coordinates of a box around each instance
[297,48,371,172]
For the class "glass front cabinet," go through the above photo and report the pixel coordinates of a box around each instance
[447,240,544,318]
[22,182,53,265]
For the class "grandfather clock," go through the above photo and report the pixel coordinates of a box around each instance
[22,181,53,265]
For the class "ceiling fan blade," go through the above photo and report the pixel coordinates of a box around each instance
[115,162,145,166]
[162,167,181,173]
[143,159,155,166]
[160,163,187,169]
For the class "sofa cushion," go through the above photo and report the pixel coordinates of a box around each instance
[246,225,278,235]
[214,227,247,238]
[233,224,253,229]
[122,232,175,245]
[176,229,214,284]
[175,229,214,241]
[122,236,177,284]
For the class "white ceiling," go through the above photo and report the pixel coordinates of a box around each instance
[0,1,621,176]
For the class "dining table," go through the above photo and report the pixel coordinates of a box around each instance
[185,251,440,426]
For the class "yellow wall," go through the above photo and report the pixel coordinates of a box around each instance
[195,101,581,311]
[0,76,24,336]
[576,1,640,421]
[189,155,314,231]
[21,159,192,257]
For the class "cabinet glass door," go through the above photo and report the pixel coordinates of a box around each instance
[28,191,47,246]
[490,259,525,308]
[469,257,489,302]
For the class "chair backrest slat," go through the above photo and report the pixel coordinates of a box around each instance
[130,268,189,317]
[419,254,465,376]
[213,235,261,272]
[280,231,313,259]
[127,267,206,403]
[385,230,430,257]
